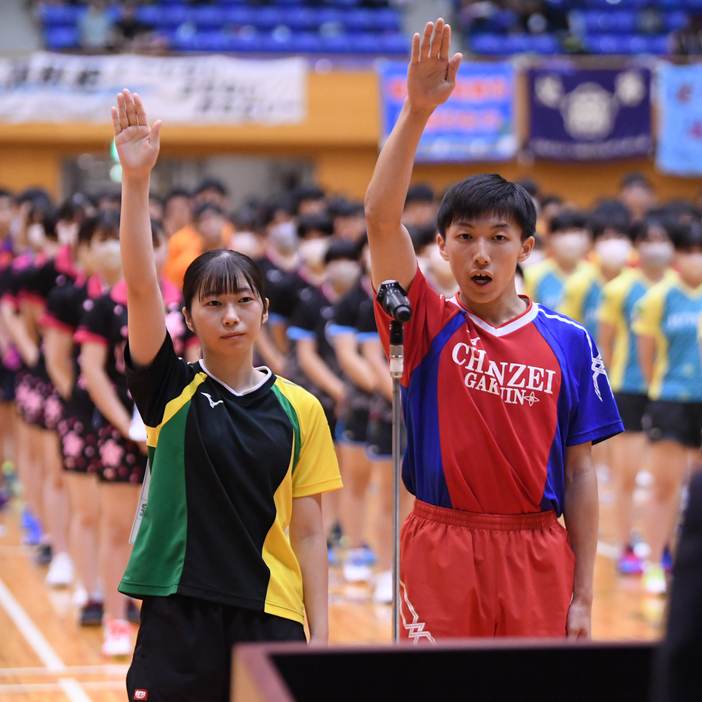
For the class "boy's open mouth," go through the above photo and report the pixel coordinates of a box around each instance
[470,273,493,286]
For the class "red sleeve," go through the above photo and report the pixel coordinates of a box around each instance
[373,267,462,386]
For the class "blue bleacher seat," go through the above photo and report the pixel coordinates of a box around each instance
[136,6,188,29]
[289,32,323,53]
[483,10,519,33]
[326,0,362,6]
[470,34,504,55]
[278,8,319,32]
[664,11,689,31]
[44,26,79,50]
[218,0,245,6]
[379,33,410,55]
[39,5,84,28]
[580,10,637,33]
[586,32,668,53]
[190,7,228,30]
[375,9,401,32]
[345,9,374,33]
[249,8,281,31]
[223,7,255,27]
[320,33,355,53]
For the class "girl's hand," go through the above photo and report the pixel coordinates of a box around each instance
[407,19,462,118]
[111,89,161,180]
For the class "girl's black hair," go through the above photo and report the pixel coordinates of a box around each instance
[77,215,98,245]
[94,210,120,238]
[30,202,58,241]
[630,217,673,244]
[324,239,361,265]
[437,174,536,241]
[669,220,702,251]
[182,249,267,315]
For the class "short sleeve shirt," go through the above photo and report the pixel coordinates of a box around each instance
[119,333,341,623]
[375,268,622,516]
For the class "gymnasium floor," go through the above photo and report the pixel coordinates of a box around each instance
[0,466,663,701]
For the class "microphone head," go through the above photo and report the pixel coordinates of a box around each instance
[395,304,412,323]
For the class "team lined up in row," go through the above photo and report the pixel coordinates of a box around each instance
[521,173,702,597]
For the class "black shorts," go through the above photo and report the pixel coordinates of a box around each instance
[338,407,369,444]
[97,423,147,484]
[643,400,702,449]
[127,594,306,702]
[0,365,15,403]
[614,392,649,433]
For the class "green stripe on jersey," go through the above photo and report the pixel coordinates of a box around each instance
[119,398,190,596]
[272,384,301,473]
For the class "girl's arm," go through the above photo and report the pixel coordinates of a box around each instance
[80,341,132,440]
[44,327,74,399]
[597,321,616,370]
[362,337,393,402]
[289,493,328,644]
[333,334,376,394]
[637,334,656,386]
[112,89,165,368]
[2,300,38,367]
[296,338,344,403]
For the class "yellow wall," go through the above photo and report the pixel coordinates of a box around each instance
[0,69,700,205]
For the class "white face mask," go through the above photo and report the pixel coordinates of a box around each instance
[269,221,298,255]
[27,223,46,249]
[595,238,632,268]
[57,221,79,246]
[638,241,674,268]
[298,238,328,271]
[91,239,122,272]
[551,231,590,266]
[230,231,260,259]
[326,259,360,290]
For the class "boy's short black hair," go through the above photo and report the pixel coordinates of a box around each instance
[630,217,673,243]
[550,210,590,235]
[591,213,632,241]
[620,171,652,191]
[405,184,435,205]
[669,220,702,251]
[324,239,361,265]
[194,179,228,197]
[436,174,536,241]
[539,194,562,209]
[193,202,224,220]
[164,188,190,205]
[297,213,334,239]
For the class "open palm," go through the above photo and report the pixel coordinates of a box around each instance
[111,89,161,179]
[407,19,462,116]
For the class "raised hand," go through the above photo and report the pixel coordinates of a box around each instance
[407,19,462,117]
[111,89,161,180]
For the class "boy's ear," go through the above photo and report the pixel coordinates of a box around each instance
[518,236,535,263]
[183,306,195,333]
[437,233,449,261]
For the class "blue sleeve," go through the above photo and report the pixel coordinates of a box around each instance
[567,331,623,447]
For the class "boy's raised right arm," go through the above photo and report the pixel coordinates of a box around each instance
[364,19,462,291]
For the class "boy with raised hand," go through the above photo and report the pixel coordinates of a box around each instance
[365,18,623,640]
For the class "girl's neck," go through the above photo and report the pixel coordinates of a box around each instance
[200,347,267,394]
[104,269,123,287]
[641,264,666,285]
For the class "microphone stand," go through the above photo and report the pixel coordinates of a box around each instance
[389,319,403,643]
[376,280,411,644]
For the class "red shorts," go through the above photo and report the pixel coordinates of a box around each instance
[400,500,575,641]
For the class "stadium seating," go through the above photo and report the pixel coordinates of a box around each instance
[38,1,408,56]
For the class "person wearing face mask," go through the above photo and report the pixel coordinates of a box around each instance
[76,214,199,656]
[633,220,702,596]
[411,223,459,299]
[10,203,82,588]
[559,213,633,338]
[597,218,677,577]
[524,210,592,311]
[163,202,226,289]
[285,239,354,446]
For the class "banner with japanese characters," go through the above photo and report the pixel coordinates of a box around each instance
[378,60,517,162]
[0,52,307,125]
[528,67,651,161]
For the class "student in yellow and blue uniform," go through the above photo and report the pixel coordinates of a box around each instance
[111,90,341,702]
[598,217,676,576]
[524,210,591,310]
[633,220,702,597]
[560,211,633,337]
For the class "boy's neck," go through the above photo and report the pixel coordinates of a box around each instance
[457,281,528,327]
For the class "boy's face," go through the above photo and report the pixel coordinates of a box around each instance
[438,215,533,305]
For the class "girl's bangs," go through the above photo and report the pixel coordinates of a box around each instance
[196,256,259,302]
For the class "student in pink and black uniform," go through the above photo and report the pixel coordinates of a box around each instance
[365,19,622,639]
[76,212,199,655]
[43,215,118,625]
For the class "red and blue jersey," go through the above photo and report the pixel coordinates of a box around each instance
[375,269,623,517]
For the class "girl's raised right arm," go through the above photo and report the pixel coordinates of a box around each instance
[111,88,166,368]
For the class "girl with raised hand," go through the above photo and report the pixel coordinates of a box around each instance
[112,90,340,699]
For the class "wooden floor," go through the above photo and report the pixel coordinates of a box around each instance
[0,465,665,701]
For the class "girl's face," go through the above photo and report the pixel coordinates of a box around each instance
[90,228,122,276]
[186,288,268,358]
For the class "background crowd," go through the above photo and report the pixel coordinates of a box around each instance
[0,169,700,655]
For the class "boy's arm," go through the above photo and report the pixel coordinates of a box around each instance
[563,441,598,639]
[364,19,461,290]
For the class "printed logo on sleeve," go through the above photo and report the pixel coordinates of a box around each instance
[134,691,148,701]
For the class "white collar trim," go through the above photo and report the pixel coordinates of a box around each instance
[448,295,539,337]
[199,361,272,396]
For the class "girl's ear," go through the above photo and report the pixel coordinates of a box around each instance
[183,306,195,334]
[261,298,270,326]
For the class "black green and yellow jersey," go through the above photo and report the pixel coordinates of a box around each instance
[118,333,342,624]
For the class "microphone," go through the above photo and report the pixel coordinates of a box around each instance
[377,281,412,323]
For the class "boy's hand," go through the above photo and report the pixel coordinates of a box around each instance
[407,19,462,118]
[111,89,161,180]
[566,598,592,639]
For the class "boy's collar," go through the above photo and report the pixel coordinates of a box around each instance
[451,293,538,337]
